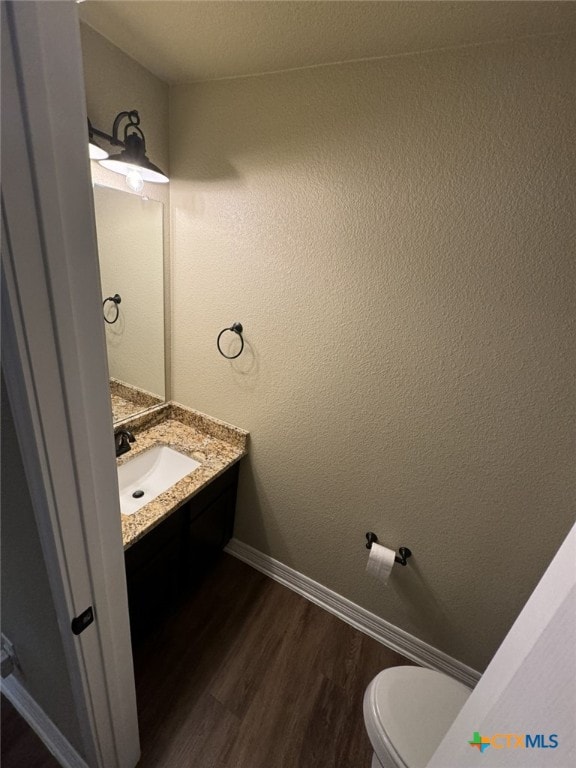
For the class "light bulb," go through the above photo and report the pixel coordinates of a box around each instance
[126,168,144,193]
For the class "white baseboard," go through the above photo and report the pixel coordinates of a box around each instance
[225,538,481,689]
[1,674,89,768]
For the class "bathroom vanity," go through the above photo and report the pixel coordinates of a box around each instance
[116,401,248,642]
[124,463,239,640]
[94,183,249,640]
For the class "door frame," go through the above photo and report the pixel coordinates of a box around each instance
[1,3,139,766]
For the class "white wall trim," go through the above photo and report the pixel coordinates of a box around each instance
[1,676,89,768]
[225,539,481,689]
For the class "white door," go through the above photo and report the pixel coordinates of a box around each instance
[1,3,140,766]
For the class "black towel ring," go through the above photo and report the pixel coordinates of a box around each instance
[103,294,121,324]
[217,322,244,359]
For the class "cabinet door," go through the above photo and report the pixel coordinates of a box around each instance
[124,510,184,642]
[125,539,181,641]
[185,484,237,583]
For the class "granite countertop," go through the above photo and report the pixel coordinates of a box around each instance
[110,378,164,423]
[117,403,248,550]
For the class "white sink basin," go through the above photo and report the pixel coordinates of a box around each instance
[118,445,200,516]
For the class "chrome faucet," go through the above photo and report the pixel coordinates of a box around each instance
[114,428,135,458]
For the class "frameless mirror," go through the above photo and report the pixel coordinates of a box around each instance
[93,184,167,423]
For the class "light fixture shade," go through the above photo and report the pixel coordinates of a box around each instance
[89,140,109,160]
[87,118,109,159]
[98,133,168,184]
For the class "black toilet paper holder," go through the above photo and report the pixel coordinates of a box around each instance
[365,532,412,566]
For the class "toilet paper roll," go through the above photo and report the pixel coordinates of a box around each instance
[366,543,396,584]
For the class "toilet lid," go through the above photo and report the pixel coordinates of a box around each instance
[364,667,471,768]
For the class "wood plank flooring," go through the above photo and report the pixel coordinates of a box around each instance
[0,554,414,767]
[133,553,414,768]
[0,696,60,768]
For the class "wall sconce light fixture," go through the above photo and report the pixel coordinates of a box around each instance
[87,110,169,187]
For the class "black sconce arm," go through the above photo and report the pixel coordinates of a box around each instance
[88,110,142,149]
[111,110,145,147]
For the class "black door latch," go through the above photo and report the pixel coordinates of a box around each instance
[71,606,95,636]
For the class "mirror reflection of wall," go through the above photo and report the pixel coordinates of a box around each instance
[93,185,165,422]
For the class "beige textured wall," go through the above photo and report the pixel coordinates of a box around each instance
[80,23,171,398]
[170,33,575,671]
[1,377,84,755]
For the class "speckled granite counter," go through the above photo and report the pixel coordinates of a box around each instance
[110,378,163,423]
[117,403,248,550]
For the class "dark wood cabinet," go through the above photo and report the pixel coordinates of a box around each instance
[124,462,239,642]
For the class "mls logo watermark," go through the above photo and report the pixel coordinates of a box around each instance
[469,731,559,753]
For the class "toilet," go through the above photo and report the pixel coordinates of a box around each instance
[363,666,471,768]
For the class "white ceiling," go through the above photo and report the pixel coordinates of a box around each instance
[79,1,576,84]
